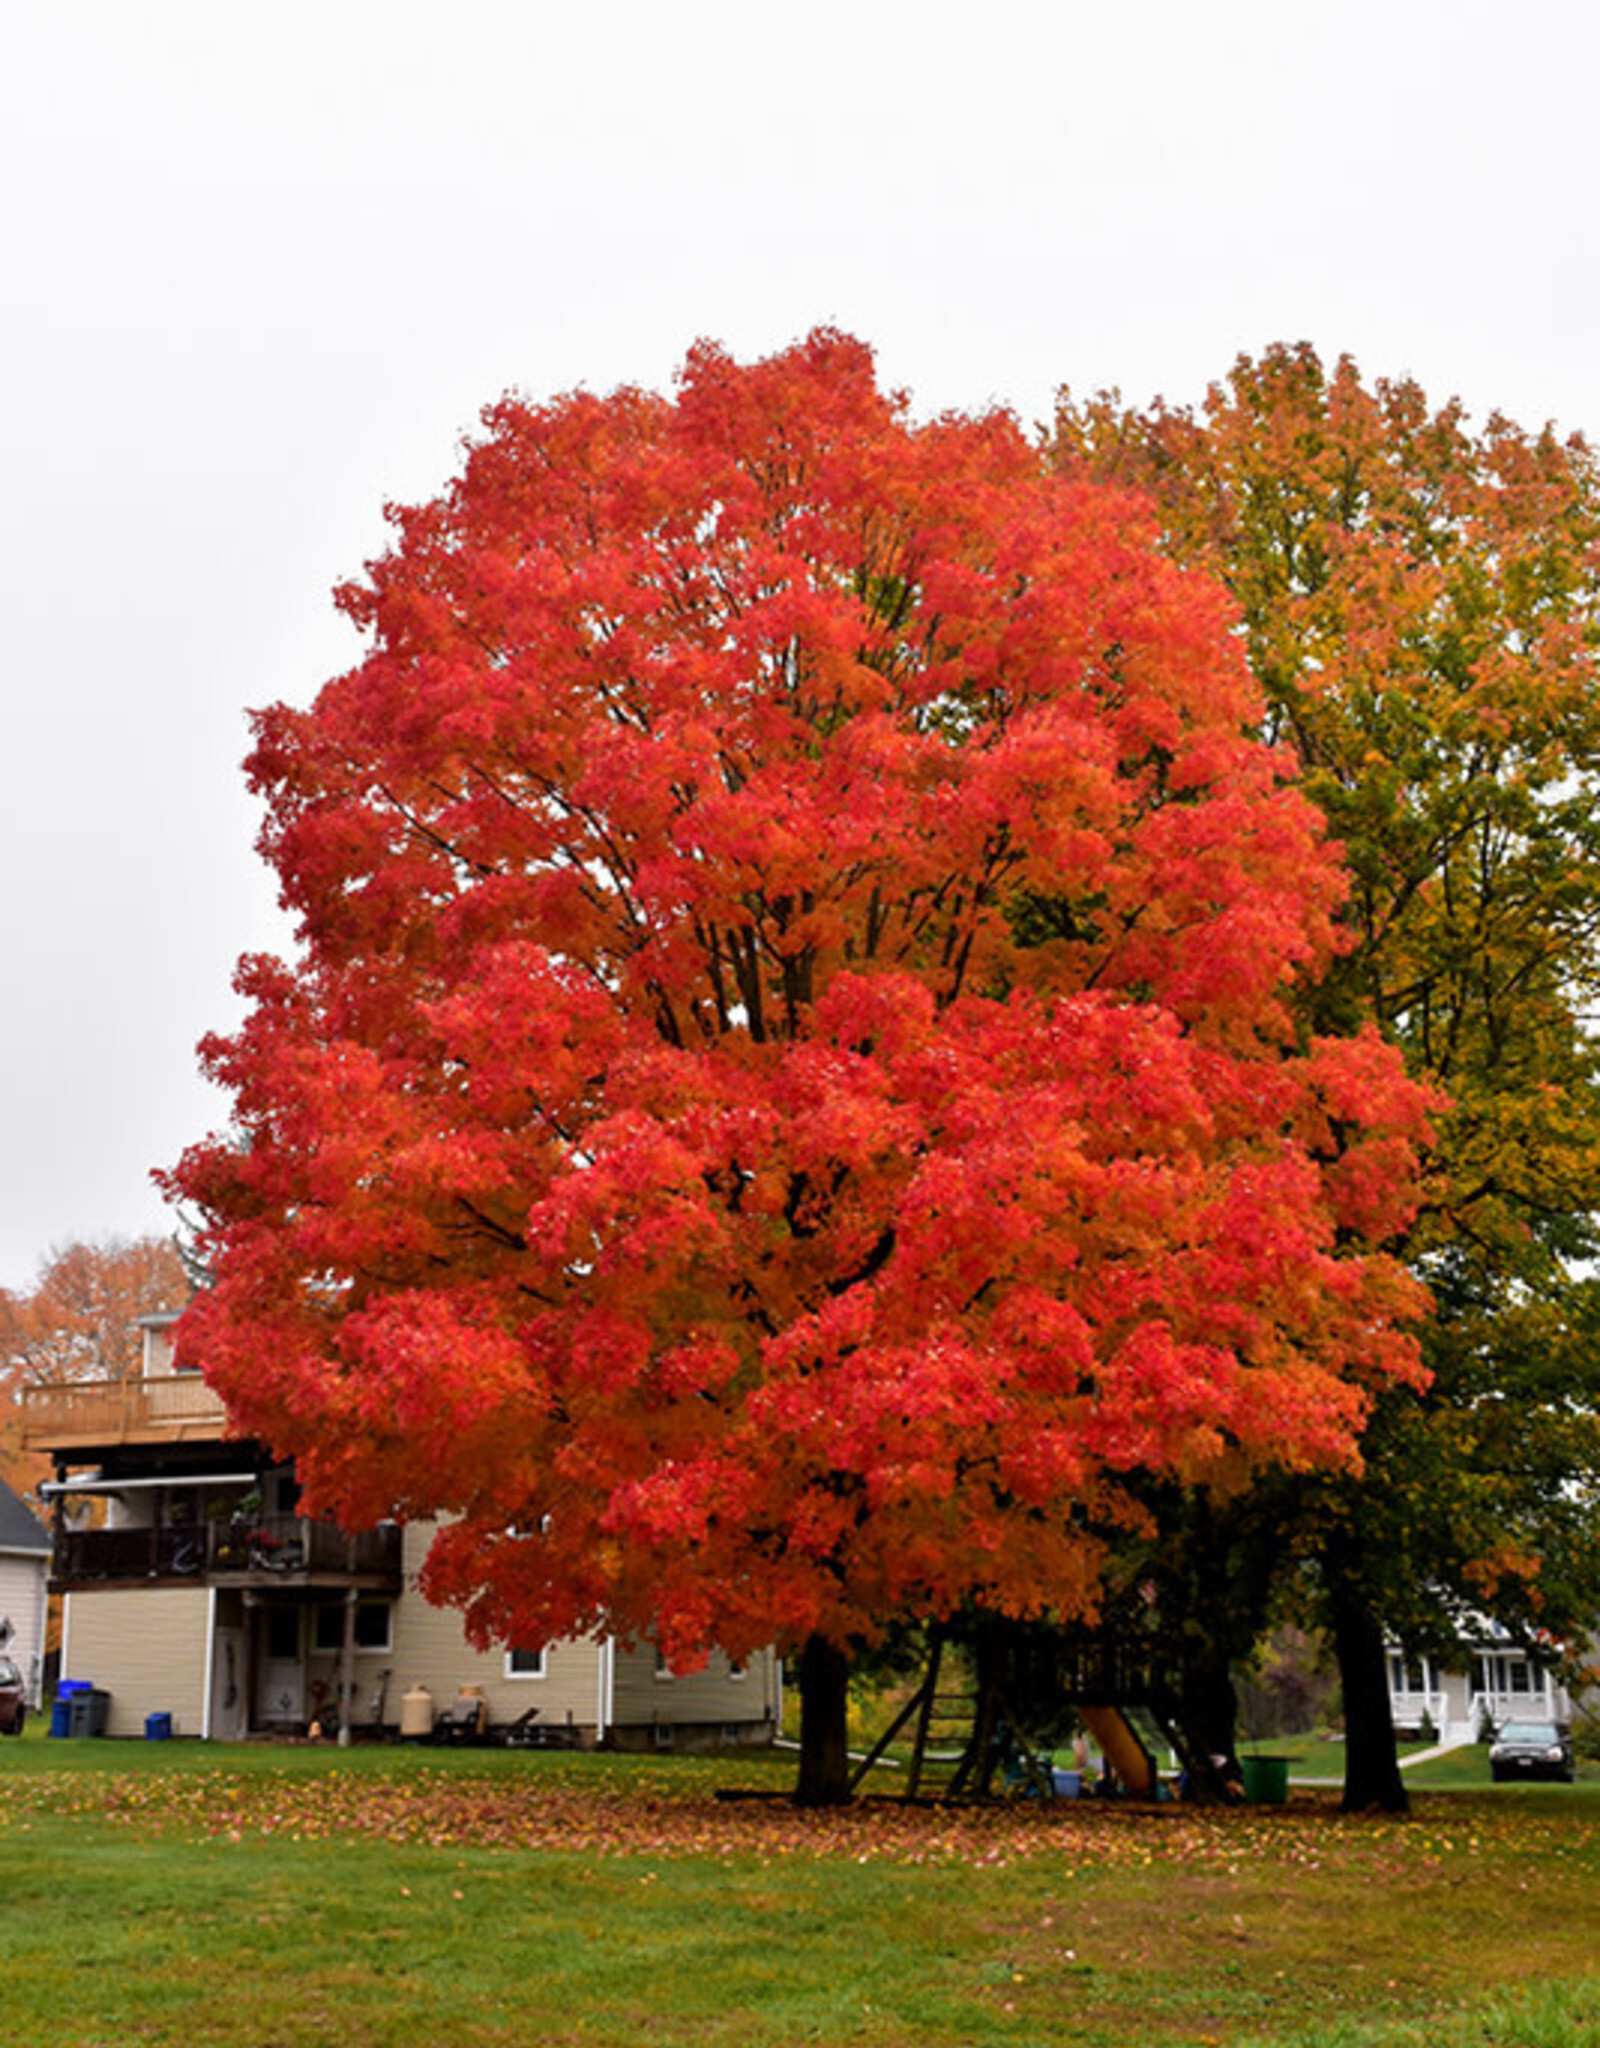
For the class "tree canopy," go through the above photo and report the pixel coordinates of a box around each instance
[169,332,1433,1793]
[1053,343,1600,1805]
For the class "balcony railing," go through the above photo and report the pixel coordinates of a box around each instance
[21,1374,231,1451]
[52,1514,403,1588]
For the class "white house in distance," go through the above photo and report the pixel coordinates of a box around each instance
[1387,1630,1579,1745]
[22,1313,780,1746]
[0,1475,51,1707]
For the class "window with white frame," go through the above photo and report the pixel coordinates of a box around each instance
[1387,1653,1435,1694]
[1477,1652,1546,1698]
[504,1647,546,1680]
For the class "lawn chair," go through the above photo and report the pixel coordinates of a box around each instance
[436,1687,489,1744]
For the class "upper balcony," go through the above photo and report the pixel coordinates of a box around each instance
[51,1512,404,1593]
[20,1373,232,1454]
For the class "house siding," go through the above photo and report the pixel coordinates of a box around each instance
[37,1469,779,1747]
[31,1319,779,1747]
[62,1585,211,1737]
[384,1527,779,1744]
[0,1551,49,1707]
[608,1637,779,1748]
[375,1528,604,1737]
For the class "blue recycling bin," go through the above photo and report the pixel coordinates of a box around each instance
[145,1711,173,1741]
[51,1679,91,1739]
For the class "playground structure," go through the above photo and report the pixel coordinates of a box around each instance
[847,1615,1241,1803]
[1078,1704,1158,1798]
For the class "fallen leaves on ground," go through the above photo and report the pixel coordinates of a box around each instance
[2,1769,1592,1874]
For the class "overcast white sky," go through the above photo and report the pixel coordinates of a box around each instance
[4,0,1597,1290]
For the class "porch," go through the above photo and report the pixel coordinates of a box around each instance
[1388,1648,1567,1746]
[51,1513,403,1593]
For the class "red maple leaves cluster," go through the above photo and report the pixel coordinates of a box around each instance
[168,331,1433,1668]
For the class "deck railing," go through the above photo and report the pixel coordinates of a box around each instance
[52,1515,403,1588]
[20,1373,230,1450]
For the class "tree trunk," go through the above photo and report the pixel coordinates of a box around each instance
[793,1633,852,1807]
[1174,1642,1245,1802]
[1331,1580,1407,1814]
[958,1618,1006,1799]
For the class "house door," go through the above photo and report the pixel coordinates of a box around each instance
[255,1606,304,1726]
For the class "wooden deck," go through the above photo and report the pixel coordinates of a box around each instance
[20,1373,232,1452]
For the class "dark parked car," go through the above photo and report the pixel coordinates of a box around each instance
[0,1655,26,1736]
[1489,1718,1574,1783]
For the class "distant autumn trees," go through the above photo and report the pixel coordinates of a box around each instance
[0,1235,189,1494]
[169,331,1433,1801]
[1054,344,1600,1808]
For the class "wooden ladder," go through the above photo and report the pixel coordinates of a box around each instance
[849,1635,1050,1799]
[849,1635,980,1797]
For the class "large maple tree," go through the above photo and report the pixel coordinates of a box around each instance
[1054,344,1600,1809]
[170,331,1431,1800]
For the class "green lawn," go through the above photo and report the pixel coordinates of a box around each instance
[2,1728,1596,2048]
[1274,1737,1589,1792]
[1265,1739,1445,1785]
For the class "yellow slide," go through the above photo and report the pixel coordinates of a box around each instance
[1080,1705,1156,1798]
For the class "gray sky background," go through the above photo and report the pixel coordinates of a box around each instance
[4,0,1597,1290]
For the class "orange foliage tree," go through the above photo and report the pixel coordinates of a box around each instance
[0,1235,190,1496]
[168,332,1432,1801]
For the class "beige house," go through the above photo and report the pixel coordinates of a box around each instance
[0,1477,50,1708]
[24,1314,780,1746]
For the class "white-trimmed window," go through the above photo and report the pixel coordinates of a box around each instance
[1387,1653,1435,1695]
[505,1647,546,1680]
[1477,1652,1548,1699]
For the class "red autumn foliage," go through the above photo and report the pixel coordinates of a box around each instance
[165,331,1432,1670]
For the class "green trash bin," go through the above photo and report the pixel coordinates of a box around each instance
[1240,1754,1290,1804]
